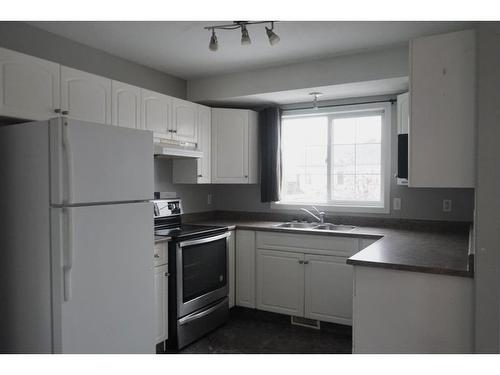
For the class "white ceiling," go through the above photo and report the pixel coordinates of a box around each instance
[27,21,473,80]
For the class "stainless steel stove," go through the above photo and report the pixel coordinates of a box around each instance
[153,198,229,350]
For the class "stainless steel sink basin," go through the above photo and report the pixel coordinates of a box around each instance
[275,222,356,232]
[275,222,318,229]
[314,223,356,232]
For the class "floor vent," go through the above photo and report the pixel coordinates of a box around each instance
[291,316,321,330]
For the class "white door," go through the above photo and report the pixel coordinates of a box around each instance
[60,66,111,124]
[154,264,168,344]
[304,254,353,325]
[49,118,153,205]
[112,81,142,129]
[197,105,211,183]
[0,47,60,120]
[256,249,305,316]
[172,98,198,144]
[141,89,172,139]
[52,203,155,353]
[212,108,249,183]
[235,230,256,308]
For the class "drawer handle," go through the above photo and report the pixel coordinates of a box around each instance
[304,260,309,265]
[62,110,69,116]
[154,254,160,258]
[165,272,170,277]
[298,260,304,264]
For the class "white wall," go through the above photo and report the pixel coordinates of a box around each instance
[187,46,408,103]
[474,22,500,353]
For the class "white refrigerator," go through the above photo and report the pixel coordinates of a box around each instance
[0,117,155,353]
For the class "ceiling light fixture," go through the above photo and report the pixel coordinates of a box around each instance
[204,21,280,51]
[309,92,323,109]
[208,29,218,51]
[265,22,280,45]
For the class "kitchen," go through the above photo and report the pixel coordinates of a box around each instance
[0,4,499,371]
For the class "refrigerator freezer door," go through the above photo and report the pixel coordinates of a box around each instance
[50,118,154,205]
[51,202,155,353]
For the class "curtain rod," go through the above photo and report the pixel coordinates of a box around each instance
[280,98,396,112]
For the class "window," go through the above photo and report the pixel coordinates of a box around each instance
[276,103,391,213]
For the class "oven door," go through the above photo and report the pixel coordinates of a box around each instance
[176,231,229,317]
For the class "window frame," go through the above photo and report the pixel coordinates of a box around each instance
[272,102,392,214]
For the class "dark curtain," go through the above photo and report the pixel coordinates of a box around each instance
[259,107,282,202]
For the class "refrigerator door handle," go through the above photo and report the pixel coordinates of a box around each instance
[62,119,74,204]
[63,207,74,301]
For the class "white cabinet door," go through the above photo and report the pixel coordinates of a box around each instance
[235,230,256,308]
[228,230,236,308]
[140,89,172,139]
[197,105,212,183]
[304,254,353,325]
[409,29,476,188]
[112,81,141,129]
[154,264,168,344]
[212,108,249,183]
[0,47,60,121]
[171,104,211,184]
[172,98,198,144]
[60,66,111,124]
[256,249,305,316]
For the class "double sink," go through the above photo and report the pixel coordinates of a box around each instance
[275,222,356,232]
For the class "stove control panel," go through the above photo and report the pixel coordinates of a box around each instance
[152,199,182,218]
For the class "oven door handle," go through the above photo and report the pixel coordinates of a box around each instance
[178,231,230,248]
[178,298,227,326]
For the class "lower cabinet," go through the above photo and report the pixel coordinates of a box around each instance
[154,263,168,345]
[256,249,305,316]
[235,230,256,308]
[304,254,353,325]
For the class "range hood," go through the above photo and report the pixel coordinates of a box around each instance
[154,141,203,159]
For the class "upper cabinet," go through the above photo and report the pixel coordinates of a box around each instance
[112,81,142,129]
[60,66,111,125]
[0,47,60,121]
[141,88,172,140]
[172,104,211,184]
[172,98,198,145]
[211,108,259,184]
[409,29,476,188]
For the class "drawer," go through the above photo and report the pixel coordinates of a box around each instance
[256,231,358,257]
[154,242,167,266]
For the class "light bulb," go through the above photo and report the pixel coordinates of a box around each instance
[209,30,218,51]
[265,25,280,46]
[241,25,251,45]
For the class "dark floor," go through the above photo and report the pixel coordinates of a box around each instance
[171,307,352,354]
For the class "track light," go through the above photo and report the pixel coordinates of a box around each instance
[205,21,279,51]
[208,29,218,51]
[241,25,251,45]
[265,22,280,45]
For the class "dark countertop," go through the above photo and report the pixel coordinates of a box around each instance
[187,219,474,278]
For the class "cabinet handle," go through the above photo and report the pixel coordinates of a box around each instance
[54,108,61,114]
[168,129,173,133]
[62,110,69,116]
[154,254,160,258]
[304,260,309,265]
[244,175,248,178]
[298,260,304,264]
[165,272,170,277]
[172,130,177,133]
[197,174,203,178]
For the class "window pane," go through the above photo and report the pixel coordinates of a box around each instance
[356,144,381,174]
[355,115,382,144]
[281,116,328,203]
[331,114,382,203]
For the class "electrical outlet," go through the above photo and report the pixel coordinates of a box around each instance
[207,193,212,206]
[393,197,401,211]
[443,199,452,212]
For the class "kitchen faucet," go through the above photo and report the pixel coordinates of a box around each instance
[300,206,326,224]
